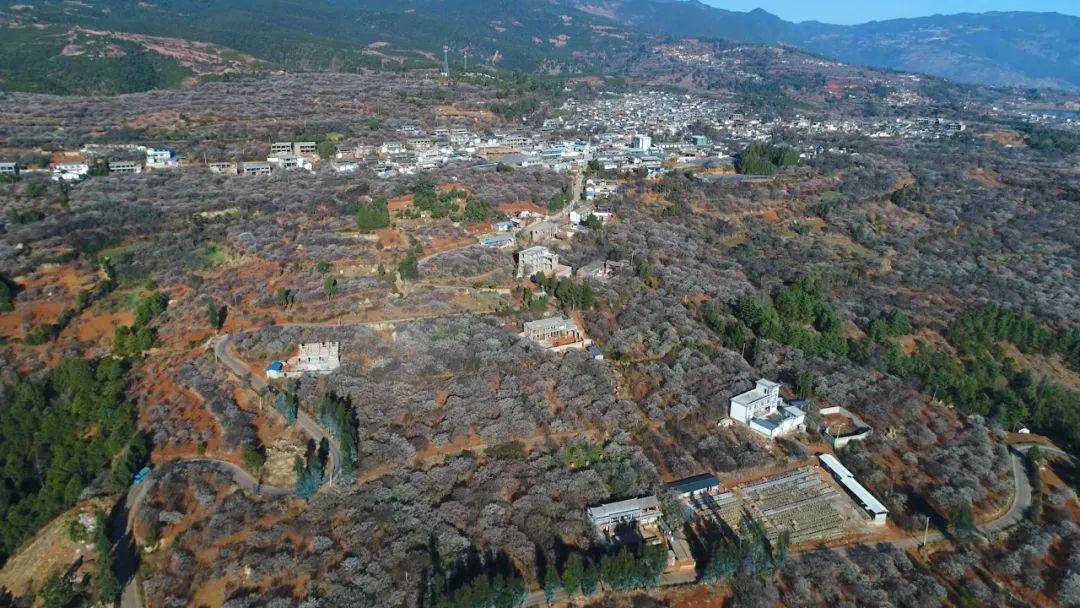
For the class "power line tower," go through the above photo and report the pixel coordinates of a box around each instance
[442,45,450,79]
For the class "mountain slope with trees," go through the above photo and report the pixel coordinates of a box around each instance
[2,0,1078,94]
[574,1,1080,90]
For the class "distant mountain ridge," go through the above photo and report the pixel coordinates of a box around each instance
[574,1,1080,90]
[1,0,1077,93]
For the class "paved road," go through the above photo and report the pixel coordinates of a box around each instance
[119,457,295,608]
[890,446,1033,549]
[212,334,343,482]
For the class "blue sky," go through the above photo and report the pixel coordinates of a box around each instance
[702,0,1080,24]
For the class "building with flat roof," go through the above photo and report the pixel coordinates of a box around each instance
[0,162,20,178]
[108,161,142,174]
[480,235,514,248]
[272,142,319,157]
[51,162,89,181]
[266,342,340,379]
[208,162,238,174]
[523,315,578,341]
[516,246,558,279]
[146,147,181,169]
[520,220,560,243]
[729,379,805,439]
[588,495,661,529]
[241,162,272,176]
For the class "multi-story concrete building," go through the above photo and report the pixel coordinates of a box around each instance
[108,161,142,174]
[272,142,319,157]
[516,246,558,278]
[240,161,272,176]
[729,379,805,439]
[631,134,652,150]
[520,220,560,243]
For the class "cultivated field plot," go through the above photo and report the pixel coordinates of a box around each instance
[686,466,862,545]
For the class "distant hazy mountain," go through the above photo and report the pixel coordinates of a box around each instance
[792,11,1080,91]
[573,1,1080,90]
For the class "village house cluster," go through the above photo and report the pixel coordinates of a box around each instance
[0,84,970,186]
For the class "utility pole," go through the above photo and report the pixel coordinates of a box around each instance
[442,45,450,79]
[922,515,930,548]
[463,49,468,72]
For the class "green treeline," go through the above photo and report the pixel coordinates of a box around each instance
[403,175,492,222]
[318,393,359,477]
[726,277,848,358]
[702,520,788,583]
[294,439,329,500]
[713,278,1080,450]
[427,563,527,608]
[532,274,597,311]
[945,305,1080,369]
[275,387,299,426]
[355,197,390,232]
[113,291,168,357]
[886,308,1080,451]
[0,358,137,564]
[736,141,800,176]
[1010,121,1080,154]
[594,543,667,591]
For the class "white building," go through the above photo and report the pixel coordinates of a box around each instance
[0,162,20,178]
[728,379,805,439]
[588,495,662,529]
[819,454,888,526]
[268,154,313,172]
[331,160,360,173]
[146,148,181,169]
[631,134,652,151]
[51,162,89,181]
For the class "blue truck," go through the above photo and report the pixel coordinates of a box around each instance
[133,466,152,485]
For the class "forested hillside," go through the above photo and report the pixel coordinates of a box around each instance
[0,0,641,94]
[3,0,1078,94]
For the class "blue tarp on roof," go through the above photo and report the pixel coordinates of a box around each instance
[267,361,283,372]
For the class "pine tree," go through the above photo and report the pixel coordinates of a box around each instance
[561,553,583,598]
[543,562,561,604]
[581,559,598,596]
